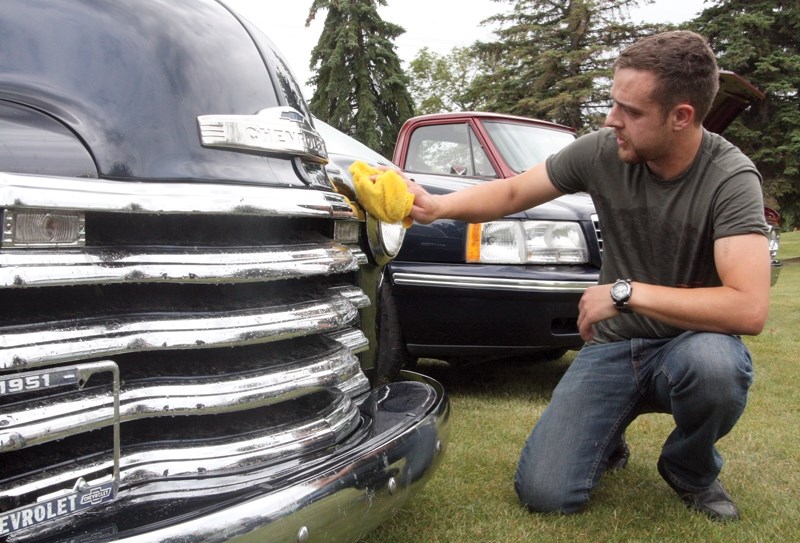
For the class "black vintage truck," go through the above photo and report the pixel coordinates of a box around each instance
[0,1,448,541]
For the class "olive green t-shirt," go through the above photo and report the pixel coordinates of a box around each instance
[546,127,767,343]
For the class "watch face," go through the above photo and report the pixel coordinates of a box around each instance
[611,281,629,300]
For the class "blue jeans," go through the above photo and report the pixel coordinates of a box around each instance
[514,331,754,513]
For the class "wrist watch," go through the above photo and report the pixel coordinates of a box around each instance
[610,278,633,313]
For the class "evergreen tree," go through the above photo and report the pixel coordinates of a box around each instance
[464,0,664,131]
[688,0,800,228]
[306,0,414,157]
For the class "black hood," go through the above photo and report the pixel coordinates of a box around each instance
[0,0,313,186]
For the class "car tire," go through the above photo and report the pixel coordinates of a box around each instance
[376,280,414,385]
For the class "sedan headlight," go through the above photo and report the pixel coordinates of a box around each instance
[767,224,780,260]
[466,221,588,264]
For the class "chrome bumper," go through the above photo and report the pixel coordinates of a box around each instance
[121,373,448,543]
[50,372,448,543]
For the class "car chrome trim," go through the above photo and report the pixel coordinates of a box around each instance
[365,215,406,266]
[36,375,448,543]
[1,390,360,505]
[325,329,370,354]
[328,285,371,308]
[0,349,368,452]
[591,213,603,257]
[0,288,363,370]
[0,172,353,218]
[0,243,361,288]
[198,106,328,164]
[392,272,596,292]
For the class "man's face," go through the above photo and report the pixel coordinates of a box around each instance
[604,68,671,165]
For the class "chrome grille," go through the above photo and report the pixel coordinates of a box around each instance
[0,174,374,536]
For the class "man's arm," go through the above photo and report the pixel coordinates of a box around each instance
[402,162,564,225]
[577,233,770,341]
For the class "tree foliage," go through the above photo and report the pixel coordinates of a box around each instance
[688,0,800,229]
[407,46,489,115]
[306,0,414,157]
[462,0,665,131]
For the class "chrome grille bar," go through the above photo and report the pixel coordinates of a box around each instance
[0,348,368,451]
[0,243,360,288]
[1,389,360,512]
[0,173,354,218]
[0,288,363,370]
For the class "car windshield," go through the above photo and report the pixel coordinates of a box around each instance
[482,121,575,173]
[313,117,395,167]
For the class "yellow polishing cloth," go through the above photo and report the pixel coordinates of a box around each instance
[349,161,414,228]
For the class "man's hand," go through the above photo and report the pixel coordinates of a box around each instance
[373,168,441,225]
[404,177,441,225]
[577,284,620,342]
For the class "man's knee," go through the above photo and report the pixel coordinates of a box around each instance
[656,333,753,420]
[514,456,588,514]
[667,333,753,395]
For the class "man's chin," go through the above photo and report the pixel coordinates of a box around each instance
[617,149,643,164]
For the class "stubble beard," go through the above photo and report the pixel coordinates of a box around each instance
[617,145,644,165]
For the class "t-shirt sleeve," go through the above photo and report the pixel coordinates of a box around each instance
[545,130,607,194]
[712,170,769,240]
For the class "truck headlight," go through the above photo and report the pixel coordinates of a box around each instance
[466,221,588,264]
[365,216,405,265]
[767,224,780,260]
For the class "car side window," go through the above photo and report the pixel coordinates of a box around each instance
[406,123,497,177]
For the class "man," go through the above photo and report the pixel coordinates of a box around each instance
[400,30,770,520]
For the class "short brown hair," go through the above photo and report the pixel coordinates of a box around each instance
[613,31,719,124]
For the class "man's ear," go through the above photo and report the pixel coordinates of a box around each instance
[672,103,695,130]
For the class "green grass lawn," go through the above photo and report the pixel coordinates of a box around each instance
[361,231,800,543]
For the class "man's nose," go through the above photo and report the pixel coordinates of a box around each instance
[604,104,621,128]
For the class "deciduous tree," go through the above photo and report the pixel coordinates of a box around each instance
[407,46,488,114]
[689,0,800,228]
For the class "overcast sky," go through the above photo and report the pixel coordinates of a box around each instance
[224,0,709,99]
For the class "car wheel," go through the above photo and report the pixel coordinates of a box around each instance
[376,280,414,385]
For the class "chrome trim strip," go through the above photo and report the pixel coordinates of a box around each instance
[392,272,596,293]
[351,247,369,266]
[0,349,368,451]
[325,329,370,354]
[0,290,363,370]
[591,213,603,257]
[0,173,353,218]
[0,243,360,288]
[327,285,371,309]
